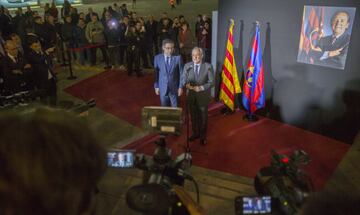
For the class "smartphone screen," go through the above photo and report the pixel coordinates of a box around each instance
[242,196,271,214]
[107,150,135,168]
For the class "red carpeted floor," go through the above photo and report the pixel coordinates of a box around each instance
[64,70,161,126]
[65,70,350,190]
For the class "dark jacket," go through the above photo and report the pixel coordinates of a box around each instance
[73,25,88,46]
[61,22,75,45]
[1,53,32,95]
[104,20,121,46]
[26,49,56,90]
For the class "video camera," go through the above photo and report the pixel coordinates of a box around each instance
[235,150,313,215]
[108,106,197,215]
[0,90,46,109]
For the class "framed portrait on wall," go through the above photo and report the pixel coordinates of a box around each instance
[297,6,356,70]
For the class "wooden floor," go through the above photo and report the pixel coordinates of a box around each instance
[55,1,360,214]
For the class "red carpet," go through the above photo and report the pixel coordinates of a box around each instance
[65,70,350,190]
[64,70,160,126]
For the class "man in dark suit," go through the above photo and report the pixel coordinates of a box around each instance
[1,40,32,95]
[312,11,351,69]
[154,39,184,107]
[184,47,214,145]
[26,37,57,105]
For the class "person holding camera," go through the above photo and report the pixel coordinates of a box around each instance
[136,19,151,69]
[0,107,107,215]
[184,47,214,145]
[104,12,121,69]
[125,23,143,77]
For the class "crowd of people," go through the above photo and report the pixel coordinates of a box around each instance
[0,0,212,104]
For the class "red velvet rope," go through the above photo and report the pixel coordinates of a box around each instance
[67,43,105,52]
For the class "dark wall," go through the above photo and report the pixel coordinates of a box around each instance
[217,0,360,143]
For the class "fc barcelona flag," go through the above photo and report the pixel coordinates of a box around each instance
[219,19,241,111]
[242,24,265,114]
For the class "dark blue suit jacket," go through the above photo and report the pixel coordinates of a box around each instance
[154,54,184,96]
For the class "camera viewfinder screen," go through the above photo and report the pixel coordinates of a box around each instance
[243,196,271,214]
[107,151,134,168]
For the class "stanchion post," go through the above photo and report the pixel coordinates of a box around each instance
[67,48,77,80]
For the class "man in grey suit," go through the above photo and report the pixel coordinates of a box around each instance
[154,39,184,107]
[184,47,214,145]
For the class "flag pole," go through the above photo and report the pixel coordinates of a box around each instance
[243,21,261,122]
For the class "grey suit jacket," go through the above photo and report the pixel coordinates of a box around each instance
[184,61,214,105]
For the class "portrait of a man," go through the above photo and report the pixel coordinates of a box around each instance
[297,6,356,70]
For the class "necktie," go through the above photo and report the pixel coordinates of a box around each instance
[332,36,337,45]
[166,57,170,66]
[195,65,199,78]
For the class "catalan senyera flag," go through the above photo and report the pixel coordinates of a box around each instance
[242,24,265,114]
[219,20,241,111]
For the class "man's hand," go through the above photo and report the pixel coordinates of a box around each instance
[45,47,55,54]
[329,47,344,57]
[155,88,160,95]
[11,69,23,74]
[24,64,31,69]
[193,86,201,92]
[178,88,183,96]
[186,83,194,90]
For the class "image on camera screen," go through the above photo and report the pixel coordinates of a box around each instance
[107,151,134,168]
[243,196,271,214]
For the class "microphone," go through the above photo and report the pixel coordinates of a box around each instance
[185,65,193,84]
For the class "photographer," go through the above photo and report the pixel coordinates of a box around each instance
[26,37,57,106]
[136,19,151,69]
[104,13,121,69]
[125,23,143,77]
[0,107,107,215]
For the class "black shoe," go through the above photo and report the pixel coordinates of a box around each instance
[104,65,111,70]
[200,139,207,145]
[188,134,200,142]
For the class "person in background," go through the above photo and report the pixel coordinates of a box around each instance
[1,40,32,95]
[104,13,121,69]
[70,7,79,25]
[197,21,211,63]
[145,15,158,54]
[178,22,194,63]
[48,1,59,22]
[26,37,57,106]
[136,19,150,69]
[85,14,110,68]
[9,33,24,55]
[125,24,142,77]
[73,18,90,65]
[61,0,71,19]
[85,7,98,24]
[118,15,129,70]
[43,14,57,50]
[0,107,107,215]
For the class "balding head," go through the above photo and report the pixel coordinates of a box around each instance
[191,47,203,64]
